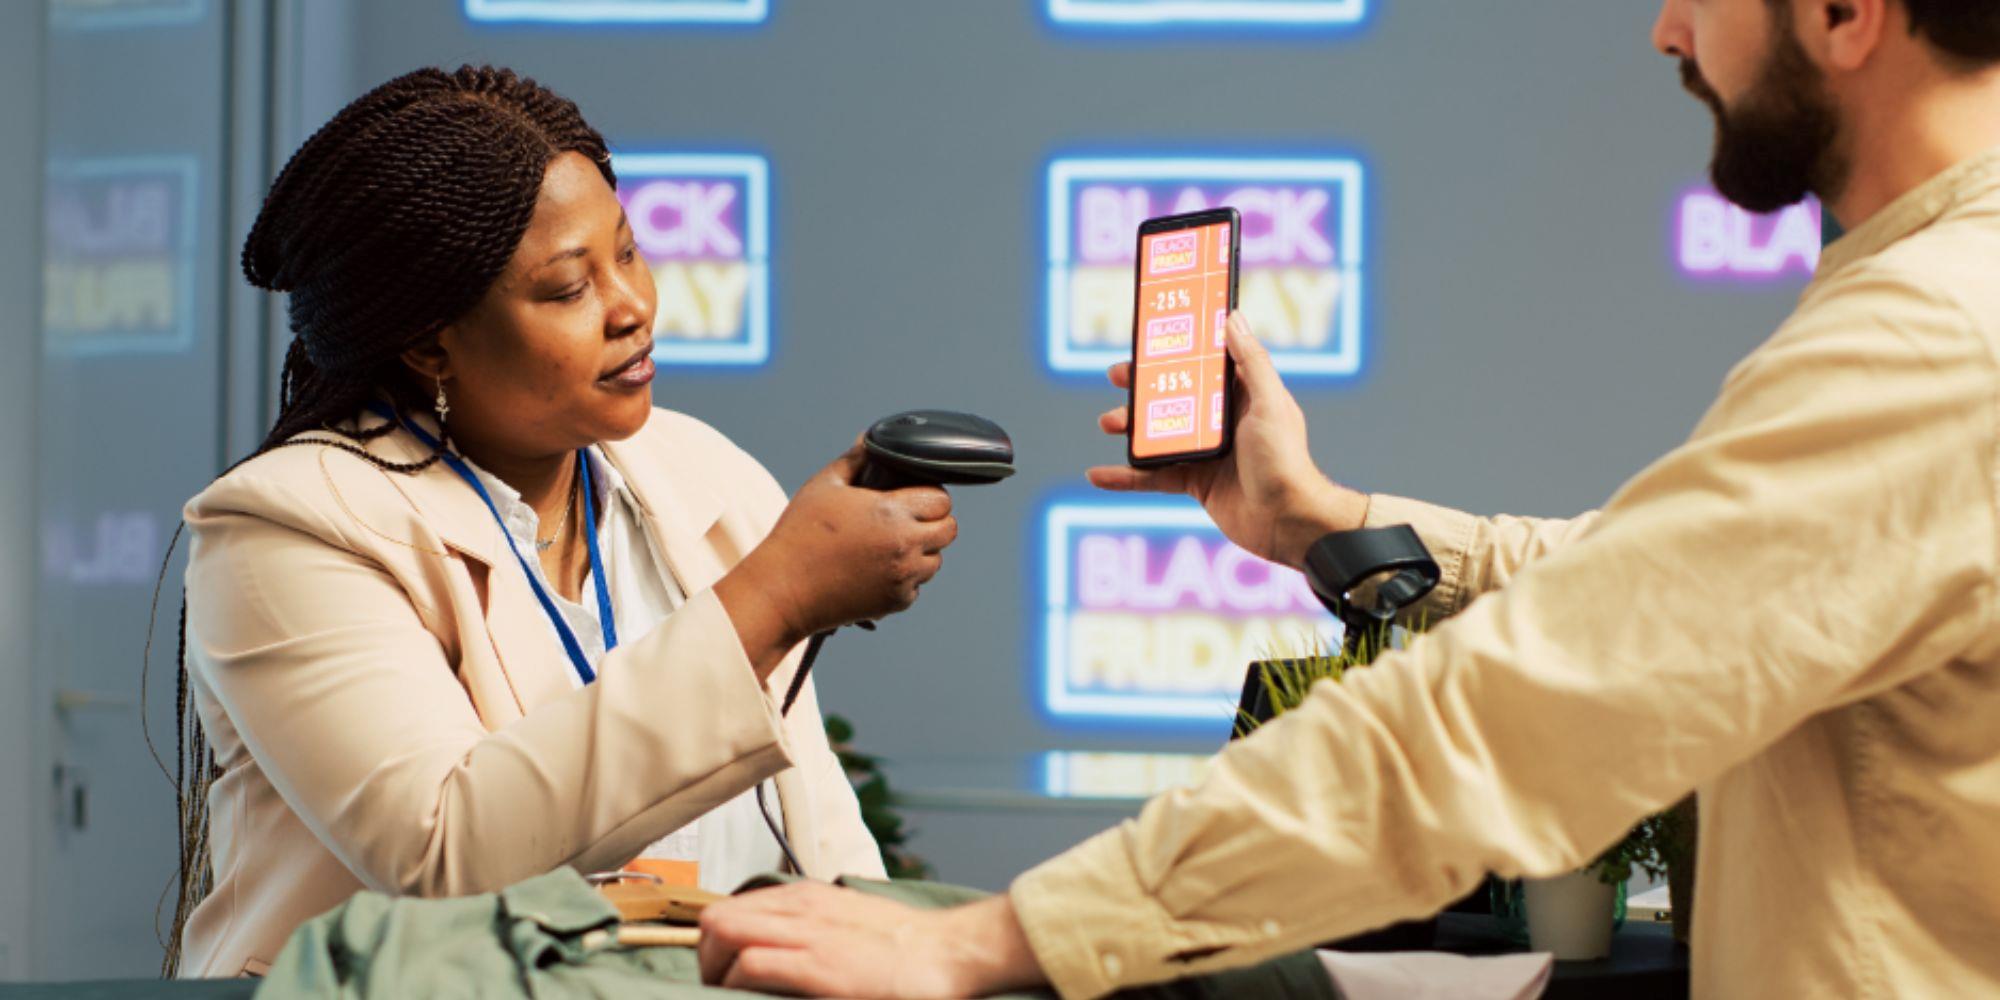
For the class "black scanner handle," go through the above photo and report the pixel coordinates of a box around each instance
[1302,525,1440,658]
[853,461,915,491]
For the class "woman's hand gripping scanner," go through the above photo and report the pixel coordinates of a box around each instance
[781,410,1015,715]
[745,411,1013,877]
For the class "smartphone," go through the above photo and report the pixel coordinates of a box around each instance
[1127,207,1241,467]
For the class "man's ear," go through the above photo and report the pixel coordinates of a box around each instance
[400,329,452,385]
[1817,0,1886,73]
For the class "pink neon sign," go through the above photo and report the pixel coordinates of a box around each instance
[1046,157,1364,377]
[1675,188,1821,281]
[1075,533,1321,616]
[1078,184,1337,268]
[1042,503,1337,723]
[623,179,744,260]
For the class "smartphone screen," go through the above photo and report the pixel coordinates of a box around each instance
[1128,208,1240,466]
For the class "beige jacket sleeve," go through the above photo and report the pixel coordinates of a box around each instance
[186,478,796,898]
[1361,495,1599,624]
[689,420,889,881]
[780,658,889,880]
[1010,265,1999,998]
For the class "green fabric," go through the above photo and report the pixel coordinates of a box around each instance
[255,869,1337,1000]
[254,868,737,999]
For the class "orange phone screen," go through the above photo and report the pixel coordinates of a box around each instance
[1131,220,1233,461]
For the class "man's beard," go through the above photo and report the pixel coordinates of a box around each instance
[1681,20,1847,213]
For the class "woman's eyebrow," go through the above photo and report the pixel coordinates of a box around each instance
[534,246,589,272]
[533,216,633,272]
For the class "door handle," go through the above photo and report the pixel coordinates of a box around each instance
[53,689,133,714]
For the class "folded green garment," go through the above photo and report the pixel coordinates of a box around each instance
[255,868,1336,1000]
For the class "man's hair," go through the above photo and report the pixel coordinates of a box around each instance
[1903,0,2000,66]
[1772,0,2000,67]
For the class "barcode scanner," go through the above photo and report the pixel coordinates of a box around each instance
[1302,525,1440,657]
[853,410,1017,489]
[782,410,1016,717]
[760,411,1014,875]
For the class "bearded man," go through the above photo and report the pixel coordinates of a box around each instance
[697,2,2000,996]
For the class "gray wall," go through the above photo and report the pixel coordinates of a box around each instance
[33,0,236,977]
[0,1,47,979]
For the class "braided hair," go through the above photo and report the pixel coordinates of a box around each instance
[149,65,617,977]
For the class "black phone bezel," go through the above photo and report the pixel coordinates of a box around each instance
[1126,207,1242,469]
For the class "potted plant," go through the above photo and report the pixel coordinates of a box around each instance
[1490,806,1688,961]
[1238,617,1415,735]
[1522,820,1658,960]
[825,714,932,880]
[1247,625,1694,960]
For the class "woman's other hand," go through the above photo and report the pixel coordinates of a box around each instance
[716,441,956,679]
[1088,314,1370,569]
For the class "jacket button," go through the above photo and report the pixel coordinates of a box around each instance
[1101,953,1123,979]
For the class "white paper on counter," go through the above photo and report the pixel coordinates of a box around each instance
[1316,949,1554,1000]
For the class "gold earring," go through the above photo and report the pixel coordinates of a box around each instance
[434,376,450,425]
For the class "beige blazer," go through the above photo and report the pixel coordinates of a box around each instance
[177,407,883,978]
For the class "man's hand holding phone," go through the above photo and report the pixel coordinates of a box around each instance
[1091,313,1370,569]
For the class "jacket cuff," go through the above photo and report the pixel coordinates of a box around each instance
[1361,493,1480,622]
[1010,827,1161,999]
[578,588,797,872]
[679,587,794,761]
[1010,822,1273,1000]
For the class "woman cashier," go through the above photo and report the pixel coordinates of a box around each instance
[159,65,958,978]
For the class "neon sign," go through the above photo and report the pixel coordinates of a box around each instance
[1675,187,1821,281]
[1046,156,1365,377]
[1039,498,1336,724]
[41,511,161,588]
[50,0,205,30]
[465,0,767,24]
[613,153,771,367]
[1047,0,1366,28]
[1039,751,1212,799]
[43,156,198,356]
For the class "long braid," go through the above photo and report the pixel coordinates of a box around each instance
[145,65,616,977]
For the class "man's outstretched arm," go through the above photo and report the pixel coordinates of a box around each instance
[702,270,1994,998]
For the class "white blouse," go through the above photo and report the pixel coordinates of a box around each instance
[465,446,787,893]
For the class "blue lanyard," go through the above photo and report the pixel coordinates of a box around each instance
[370,403,619,684]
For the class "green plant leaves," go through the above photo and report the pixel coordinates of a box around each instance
[824,713,933,880]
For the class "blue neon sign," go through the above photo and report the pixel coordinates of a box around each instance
[1046,156,1366,378]
[1037,497,1335,724]
[50,0,206,30]
[612,153,772,368]
[43,156,199,356]
[466,0,767,24]
[1047,0,1366,28]
[1039,751,1212,799]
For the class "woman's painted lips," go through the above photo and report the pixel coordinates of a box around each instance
[601,342,656,388]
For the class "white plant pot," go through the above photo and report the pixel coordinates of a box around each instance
[1523,870,1616,960]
